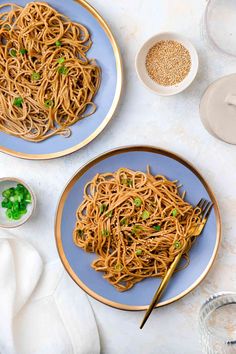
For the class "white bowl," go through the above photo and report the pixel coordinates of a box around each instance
[0,177,36,228]
[135,32,199,96]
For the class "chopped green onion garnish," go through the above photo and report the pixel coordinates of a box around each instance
[114,263,123,272]
[31,72,41,80]
[6,209,13,219]
[1,199,8,208]
[131,225,143,234]
[142,210,150,220]
[44,100,54,108]
[55,40,62,47]
[174,241,181,249]
[20,48,27,55]
[106,210,113,218]
[135,249,142,255]
[121,178,133,187]
[12,201,19,211]
[13,97,23,107]
[2,189,11,198]
[12,210,21,220]
[120,218,127,226]
[77,229,84,237]
[127,179,133,187]
[3,24,11,31]
[19,202,27,211]
[57,57,65,64]
[172,209,178,217]
[134,197,142,207]
[102,229,110,237]
[25,193,31,203]
[58,65,68,75]
[153,225,161,232]
[9,48,17,57]
[1,184,31,221]
[99,203,107,214]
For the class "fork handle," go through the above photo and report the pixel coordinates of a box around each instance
[140,250,184,329]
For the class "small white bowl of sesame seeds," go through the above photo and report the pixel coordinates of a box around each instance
[135,32,199,96]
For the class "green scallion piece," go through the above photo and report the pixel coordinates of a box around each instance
[57,57,65,64]
[127,179,133,187]
[141,210,150,220]
[102,229,110,237]
[44,100,54,108]
[153,225,161,232]
[121,178,133,187]
[20,48,27,55]
[2,189,11,198]
[12,210,21,220]
[99,203,107,214]
[31,72,41,80]
[77,229,84,237]
[120,218,127,226]
[172,209,178,217]
[13,97,23,108]
[174,241,181,249]
[6,209,13,219]
[19,202,26,211]
[25,193,31,203]
[135,249,142,256]
[3,24,11,31]
[58,65,68,75]
[1,200,8,208]
[55,40,62,47]
[106,210,113,218]
[114,263,123,272]
[131,225,143,234]
[134,197,142,207]
[9,48,17,57]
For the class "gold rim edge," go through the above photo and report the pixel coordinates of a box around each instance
[0,0,123,160]
[55,145,222,311]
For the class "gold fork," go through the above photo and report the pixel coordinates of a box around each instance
[140,198,213,329]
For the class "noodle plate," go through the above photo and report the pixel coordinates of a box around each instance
[0,2,100,141]
[73,167,201,292]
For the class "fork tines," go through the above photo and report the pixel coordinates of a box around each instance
[197,198,213,219]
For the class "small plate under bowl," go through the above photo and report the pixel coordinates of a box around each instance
[0,177,36,228]
[135,32,199,96]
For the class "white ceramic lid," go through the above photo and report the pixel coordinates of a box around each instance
[200,74,236,144]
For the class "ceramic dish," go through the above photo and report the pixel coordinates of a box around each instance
[135,32,198,96]
[0,177,35,228]
[0,0,122,160]
[55,146,221,310]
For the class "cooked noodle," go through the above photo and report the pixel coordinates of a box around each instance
[0,2,100,142]
[73,167,201,292]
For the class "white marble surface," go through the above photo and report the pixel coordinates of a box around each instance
[1,0,236,353]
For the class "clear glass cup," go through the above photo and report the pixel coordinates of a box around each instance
[204,0,236,57]
[199,292,236,354]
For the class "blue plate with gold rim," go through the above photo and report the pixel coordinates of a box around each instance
[55,146,221,310]
[0,0,122,160]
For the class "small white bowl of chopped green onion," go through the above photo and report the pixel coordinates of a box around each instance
[0,178,35,228]
[135,32,199,96]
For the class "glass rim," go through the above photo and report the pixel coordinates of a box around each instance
[199,292,236,346]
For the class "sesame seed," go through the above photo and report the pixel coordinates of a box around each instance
[145,40,191,86]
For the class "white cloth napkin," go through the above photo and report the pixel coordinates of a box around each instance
[0,233,100,354]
